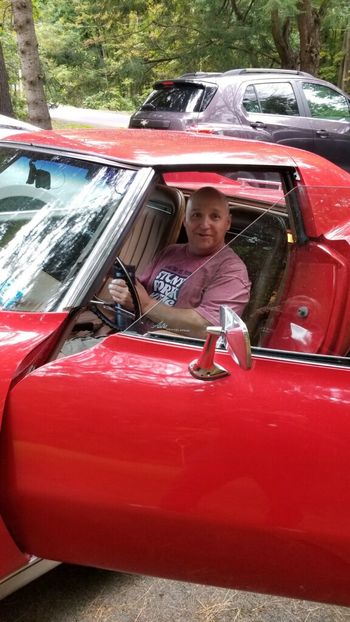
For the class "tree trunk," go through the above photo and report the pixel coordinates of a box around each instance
[296,0,322,75]
[0,41,14,117]
[11,0,52,128]
[338,29,350,92]
[270,9,298,69]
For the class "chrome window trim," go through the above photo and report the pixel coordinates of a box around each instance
[119,331,350,370]
[251,347,350,369]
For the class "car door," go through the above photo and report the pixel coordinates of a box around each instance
[2,289,350,606]
[239,80,315,151]
[2,169,350,607]
[299,81,350,171]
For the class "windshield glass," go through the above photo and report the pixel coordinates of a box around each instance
[142,84,212,112]
[0,148,136,312]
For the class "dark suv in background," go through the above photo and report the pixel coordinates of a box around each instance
[129,68,350,171]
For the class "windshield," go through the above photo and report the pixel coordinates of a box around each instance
[0,148,136,312]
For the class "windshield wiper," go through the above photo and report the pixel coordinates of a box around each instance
[140,103,156,111]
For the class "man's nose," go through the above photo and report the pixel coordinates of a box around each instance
[199,215,211,228]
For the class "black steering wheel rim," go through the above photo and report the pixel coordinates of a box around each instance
[114,257,141,320]
[91,257,141,331]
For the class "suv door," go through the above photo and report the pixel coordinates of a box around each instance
[240,81,315,151]
[300,81,350,171]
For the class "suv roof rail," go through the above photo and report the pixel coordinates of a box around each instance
[223,68,314,77]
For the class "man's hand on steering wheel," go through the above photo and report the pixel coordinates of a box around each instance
[91,259,142,332]
[108,278,133,309]
[109,278,150,313]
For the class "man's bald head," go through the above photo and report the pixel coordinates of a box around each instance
[184,186,231,256]
[186,186,229,215]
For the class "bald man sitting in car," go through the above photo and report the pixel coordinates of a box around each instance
[109,186,251,339]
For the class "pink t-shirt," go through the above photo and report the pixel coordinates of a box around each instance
[139,243,250,325]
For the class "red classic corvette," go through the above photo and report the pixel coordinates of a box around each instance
[0,128,350,604]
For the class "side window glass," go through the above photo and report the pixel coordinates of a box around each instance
[200,86,217,111]
[254,82,299,116]
[242,85,260,112]
[302,82,350,120]
[212,85,241,123]
[124,171,290,348]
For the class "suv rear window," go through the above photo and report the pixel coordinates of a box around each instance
[141,82,217,113]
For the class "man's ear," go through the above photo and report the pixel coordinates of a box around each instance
[227,213,232,230]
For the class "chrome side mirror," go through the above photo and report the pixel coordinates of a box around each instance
[188,306,252,380]
[220,306,252,370]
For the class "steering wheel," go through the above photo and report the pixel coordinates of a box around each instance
[91,257,141,331]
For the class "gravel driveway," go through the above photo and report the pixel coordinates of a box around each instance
[0,565,350,622]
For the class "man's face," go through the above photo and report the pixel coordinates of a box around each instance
[184,193,231,256]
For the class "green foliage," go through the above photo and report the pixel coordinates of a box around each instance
[3,0,350,112]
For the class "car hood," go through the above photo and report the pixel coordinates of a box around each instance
[0,312,68,427]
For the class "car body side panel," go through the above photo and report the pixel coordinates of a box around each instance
[288,171,350,240]
[1,334,350,606]
[263,241,350,355]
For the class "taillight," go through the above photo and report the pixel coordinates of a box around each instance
[186,125,217,134]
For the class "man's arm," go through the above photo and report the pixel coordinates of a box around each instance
[109,279,209,339]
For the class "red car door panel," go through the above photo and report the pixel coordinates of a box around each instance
[0,311,70,581]
[0,311,69,426]
[0,517,28,577]
[1,333,350,605]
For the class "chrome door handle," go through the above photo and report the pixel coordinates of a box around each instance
[250,121,267,129]
[316,129,329,138]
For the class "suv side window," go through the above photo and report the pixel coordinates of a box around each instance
[302,82,350,120]
[242,85,260,112]
[243,82,299,116]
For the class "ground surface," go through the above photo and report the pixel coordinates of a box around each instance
[0,565,350,622]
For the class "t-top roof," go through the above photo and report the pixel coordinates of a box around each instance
[2,127,300,168]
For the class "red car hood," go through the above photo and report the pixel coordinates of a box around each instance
[0,312,68,426]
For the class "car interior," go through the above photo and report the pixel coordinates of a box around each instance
[119,184,186,273]
[61,171,291,355]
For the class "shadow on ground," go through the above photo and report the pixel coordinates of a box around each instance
[0,564,349,622]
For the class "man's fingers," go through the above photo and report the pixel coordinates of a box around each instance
[108,279,133,309]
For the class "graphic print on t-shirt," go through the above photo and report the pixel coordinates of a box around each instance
[151,268,189,306]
